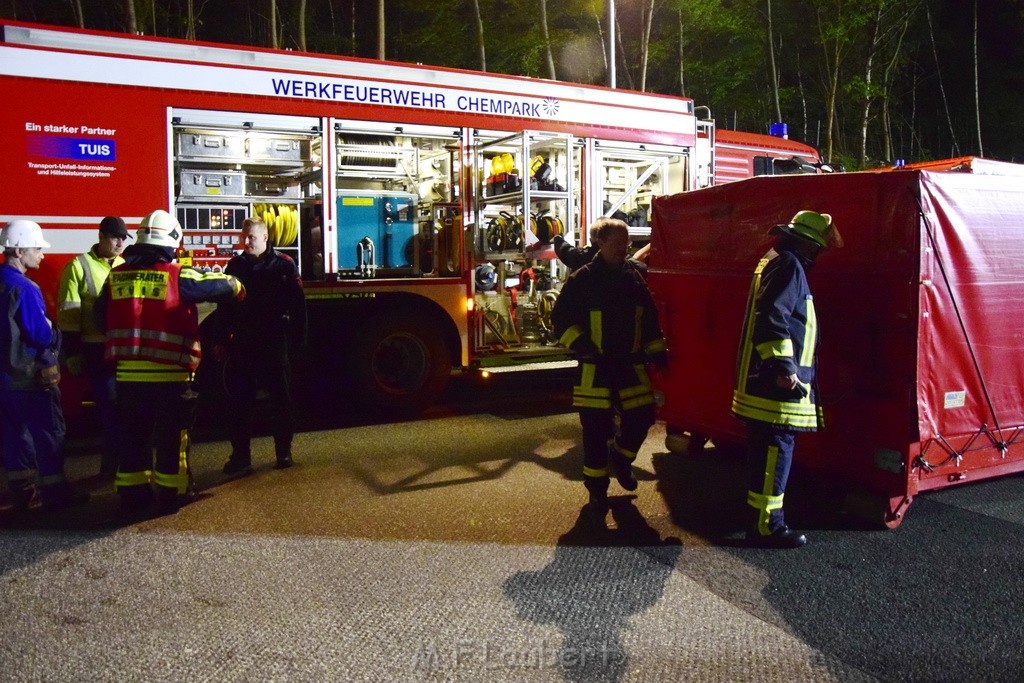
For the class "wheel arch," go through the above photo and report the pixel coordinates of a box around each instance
[306,290,464,370]
[366,291,463,370]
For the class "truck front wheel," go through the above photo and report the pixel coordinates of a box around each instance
[351,314,451,414]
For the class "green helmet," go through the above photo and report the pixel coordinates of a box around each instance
[770,210,843,248]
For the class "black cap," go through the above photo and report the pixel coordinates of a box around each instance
[99,216,131,240]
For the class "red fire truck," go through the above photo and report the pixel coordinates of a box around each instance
[0,20,821,413]
[713,128,826,185]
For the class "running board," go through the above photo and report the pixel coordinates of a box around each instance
[478,359,578,374]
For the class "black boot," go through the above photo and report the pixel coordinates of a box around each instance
[746,525,807,549]
[155,486,185,516]
[584,477,610,512]
[3,481,39,514]
[608,442,638,491]
[222,454,253,476]
[119,484,155,517]
[274,435,293,470]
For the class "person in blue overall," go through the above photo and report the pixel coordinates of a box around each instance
[0,220,87,513]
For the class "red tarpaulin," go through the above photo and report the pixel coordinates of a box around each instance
[648,168,1024,526]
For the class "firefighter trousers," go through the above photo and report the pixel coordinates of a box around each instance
[575,360,656,485]
[579,404,656,480]
[745,420,797,535]
[114,381,197,498]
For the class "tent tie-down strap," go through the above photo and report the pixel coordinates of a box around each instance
[915,423,1024,472]
[918,197,1007,441]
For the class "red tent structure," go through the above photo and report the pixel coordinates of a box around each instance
[648,167,1024,527]
[891,156,1024,176]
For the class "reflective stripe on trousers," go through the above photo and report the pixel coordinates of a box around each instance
[745,421,796,536]
[114,381,196,495]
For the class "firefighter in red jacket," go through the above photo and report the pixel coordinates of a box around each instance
[731,210,843,548]
[552,218,668,511]
[97,210,245,516]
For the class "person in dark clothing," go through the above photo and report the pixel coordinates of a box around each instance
[551,218,668,512]
[731,210,843,548]
[553,226,649,276]
[215,216,307,475]
[57,216,130,477]
[552,226,599,272]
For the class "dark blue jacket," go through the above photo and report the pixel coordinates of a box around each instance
[552,256,664,362]
[731,246,823,431]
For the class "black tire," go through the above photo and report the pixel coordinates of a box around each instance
[844,489,908,530]
[664,426,710,457]
[664,425,688,454]
[350,313,451,414]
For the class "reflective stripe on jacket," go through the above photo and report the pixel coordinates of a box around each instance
[731,248,824,432]
[104,263,201,374]
[551,256,666,410]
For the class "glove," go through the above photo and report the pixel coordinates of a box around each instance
[64,354,84,377]
[38,364,61,388]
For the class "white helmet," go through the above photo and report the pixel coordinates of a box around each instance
[136,210,182,248]
[0,220,50,249]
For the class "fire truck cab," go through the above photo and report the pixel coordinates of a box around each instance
[712,128,828,185]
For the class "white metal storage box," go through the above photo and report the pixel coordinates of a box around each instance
[248,133,312,163]
[178,170,247,197]
[245,176,301,198]
[176,130,245,160]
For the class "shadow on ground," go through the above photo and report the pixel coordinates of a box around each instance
[1,368,576,533]
[504,498,682,683]
[650,436,855,545]
[651,434,1024,681]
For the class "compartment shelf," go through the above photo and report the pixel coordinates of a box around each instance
[477,131,575,261]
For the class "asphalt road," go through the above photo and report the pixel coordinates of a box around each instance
[2,371,1023,681]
